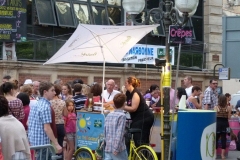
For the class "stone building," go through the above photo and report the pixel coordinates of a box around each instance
[1,0,233,93]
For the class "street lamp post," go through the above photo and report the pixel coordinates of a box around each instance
[122,0,199,160]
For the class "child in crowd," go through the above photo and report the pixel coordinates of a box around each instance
[150,89,160,108]
[229,129,237,150]
[16,93,30,131]
[104,93,128,160]
[63,99,77,160]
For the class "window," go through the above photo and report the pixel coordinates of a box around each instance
[73,4,91,25]
[16,42,34,59]
[35,0,57,25]
[191,18,203,41]
[35,40,54,60]
[176,52,203,68]
[55,1,75,27]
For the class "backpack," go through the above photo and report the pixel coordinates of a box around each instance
[236,131,240,151]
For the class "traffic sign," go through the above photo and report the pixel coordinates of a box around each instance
[219,68,230,80]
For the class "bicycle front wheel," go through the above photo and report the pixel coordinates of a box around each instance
[132,145,158,160]
[74,147,96,160]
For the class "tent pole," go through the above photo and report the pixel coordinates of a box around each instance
[99,37,105,114]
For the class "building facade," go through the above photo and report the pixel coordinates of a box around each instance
[1,0,231,93]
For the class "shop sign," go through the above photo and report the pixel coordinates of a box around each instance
[0,0,27,42]
[122,44,175,65]
[168,25,193,44]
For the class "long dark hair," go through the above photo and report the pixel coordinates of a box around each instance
[177,87,188,100]
[0,82,13,95]
[218,94,227,108]
[0,95,9,117]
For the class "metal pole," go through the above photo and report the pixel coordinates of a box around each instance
[168,43,182,160]
[162,0,172,160]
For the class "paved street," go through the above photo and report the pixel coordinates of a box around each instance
[219,151,240,160]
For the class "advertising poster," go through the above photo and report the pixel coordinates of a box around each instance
[76,112,105,150]
[176,110,216,160]
[121,44,175,65]
[0,0,27,42]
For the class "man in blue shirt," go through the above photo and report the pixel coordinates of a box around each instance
[28,81,62,159]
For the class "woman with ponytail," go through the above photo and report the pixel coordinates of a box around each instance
[0,82,24,121]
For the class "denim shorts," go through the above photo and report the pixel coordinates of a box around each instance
[66,133,75,141]
[104,150,128,160]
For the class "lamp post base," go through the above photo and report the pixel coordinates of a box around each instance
[163,87,171,160]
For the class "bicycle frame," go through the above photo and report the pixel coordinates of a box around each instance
[128,134,158,160]
[128,134,141,159]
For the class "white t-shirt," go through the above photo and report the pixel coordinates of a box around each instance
[102,90,120,102]
[185,86,193,97]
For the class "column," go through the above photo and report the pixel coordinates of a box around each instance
[204,0,223,69]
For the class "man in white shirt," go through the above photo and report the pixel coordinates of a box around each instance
[184,76,193,97]
[102,79,120,106]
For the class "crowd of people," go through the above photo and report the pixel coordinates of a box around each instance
[0,74,238,160]
[0,75,155,160]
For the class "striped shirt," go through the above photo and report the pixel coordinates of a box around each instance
[72,94,87,110]
[28,97,52,146]
[104,109,126,153]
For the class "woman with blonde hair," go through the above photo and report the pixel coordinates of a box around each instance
[81,84,90,96]
[20,84,37,108]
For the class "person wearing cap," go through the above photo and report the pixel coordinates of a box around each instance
[24,79,33,85]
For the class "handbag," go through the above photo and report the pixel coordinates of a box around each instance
[229,140,236,150]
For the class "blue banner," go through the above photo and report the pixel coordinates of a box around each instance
[76,112,105,150]
[176,110,216,160]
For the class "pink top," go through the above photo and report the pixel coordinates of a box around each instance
[64,113,76,133]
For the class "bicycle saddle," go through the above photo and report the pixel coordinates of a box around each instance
[128,128,142,134]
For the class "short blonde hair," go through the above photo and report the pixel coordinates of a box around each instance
[20,84,33,96]
[81,84,90,96]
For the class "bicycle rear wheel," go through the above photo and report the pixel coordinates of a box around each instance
[132,145,158,160]
[74,147,96,160]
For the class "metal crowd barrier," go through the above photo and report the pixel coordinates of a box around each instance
[30,144,62,160]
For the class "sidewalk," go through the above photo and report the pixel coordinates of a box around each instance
[219,151,239,160]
